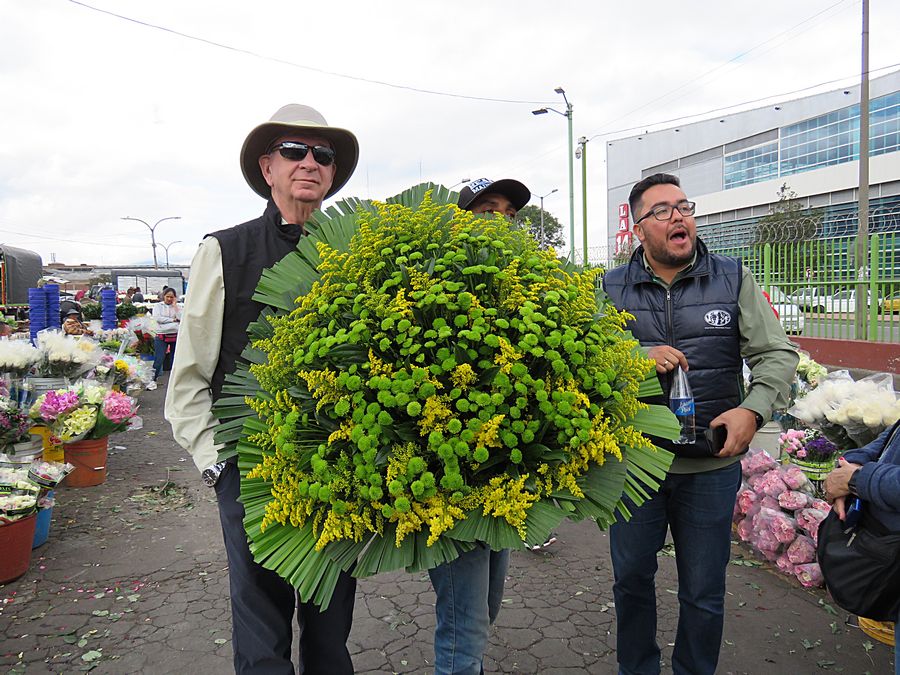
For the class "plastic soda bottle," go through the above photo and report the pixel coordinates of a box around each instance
[669,366,696,444]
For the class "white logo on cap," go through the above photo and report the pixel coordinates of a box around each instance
[468,178,493,194]
[704,310,732,327]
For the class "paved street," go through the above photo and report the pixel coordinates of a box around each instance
[0,382,894,674]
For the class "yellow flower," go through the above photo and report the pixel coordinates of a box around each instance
[450,363,476,390]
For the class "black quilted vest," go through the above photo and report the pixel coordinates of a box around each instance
[603,239,744,457]
[207,201,304,401]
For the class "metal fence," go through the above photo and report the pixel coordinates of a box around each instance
[593,231,900,344]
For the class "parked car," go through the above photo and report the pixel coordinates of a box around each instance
[808,289,873,313]
[880,291,900,314]
[787,287,827,310]
[768,286,804,335]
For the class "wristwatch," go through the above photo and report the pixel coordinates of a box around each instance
[752,412,764,430]
[202,462,226,487]
[847,468,860,496]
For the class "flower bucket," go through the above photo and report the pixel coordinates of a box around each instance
[789,456,837,481]
[0,437,43,466]
[0,513,37,584]
[30,425,64,463]
[27,377,68,400]
[858,617,894,646]
[32,494,53,548]
[138,353,154,362]
[63,437,108,487]
[751,422,783,457]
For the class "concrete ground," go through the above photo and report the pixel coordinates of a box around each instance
[0,382,895,674]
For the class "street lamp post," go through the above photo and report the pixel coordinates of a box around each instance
[533,87,575,263]
[533,188,558,247]
[160,241,182,268]
[122,216,181,269]
[575,136,589,266]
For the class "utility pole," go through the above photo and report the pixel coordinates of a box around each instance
[855,0,870,339]
[576,136,589,266]
[122,216,181,269]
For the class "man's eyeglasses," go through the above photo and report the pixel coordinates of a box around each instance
[634,200,696,225]
[269,141,336,167]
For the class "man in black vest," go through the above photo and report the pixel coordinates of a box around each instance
[603,173,797,675]
[165,105,359,674]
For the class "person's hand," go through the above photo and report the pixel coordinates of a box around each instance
[824,458,861,503]
[709,407,758,457]
[832,495,847,521]
[646,346,688,375]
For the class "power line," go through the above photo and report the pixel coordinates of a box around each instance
[591,0,854,134]
[0,228,147,248]
[591,63,900,143]
[500,63,900,177]
[66,0,553,106]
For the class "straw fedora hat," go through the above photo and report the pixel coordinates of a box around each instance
[240,104,359,200]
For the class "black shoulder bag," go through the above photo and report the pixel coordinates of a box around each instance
[816,447,900,621]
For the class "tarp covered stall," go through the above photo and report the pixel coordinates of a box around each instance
[0,245,43,305]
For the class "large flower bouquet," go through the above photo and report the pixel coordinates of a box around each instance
[788,370,900,449]
[213,185,678,608]
[29,382,138,443]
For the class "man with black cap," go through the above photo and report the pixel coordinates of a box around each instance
[456,177,530,219]
[421,177,531,675]
[165,104,358,674]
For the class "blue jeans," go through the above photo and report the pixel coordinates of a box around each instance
[429,544,510,675]
[610,461,742,675]
[153,336,174,379]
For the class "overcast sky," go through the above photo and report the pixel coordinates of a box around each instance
[1,0,898,267]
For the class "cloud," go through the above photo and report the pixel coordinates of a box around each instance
[0,0,896,265]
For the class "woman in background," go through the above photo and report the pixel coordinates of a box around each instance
[152,287,181,380]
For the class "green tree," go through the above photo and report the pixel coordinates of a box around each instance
[753,183,826,287]
[515,205,565,250]
[754,183,821,244]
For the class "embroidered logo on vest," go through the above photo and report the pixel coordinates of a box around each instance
[704,309,732,327]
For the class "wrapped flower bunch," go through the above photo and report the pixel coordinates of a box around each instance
[735,448,829,587]
[29,382,138,443]
[34,331,101,378]
[215,185,678,607]
[795,352,827,390]
[125,316,157,355]
[777,428,838,463]
[0,397,33,448]
[0,340,40,377]
[789,370,900,448]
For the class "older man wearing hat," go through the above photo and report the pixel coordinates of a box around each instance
[165,104,359,674]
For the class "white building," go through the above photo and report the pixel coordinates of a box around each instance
[605,71,900,259]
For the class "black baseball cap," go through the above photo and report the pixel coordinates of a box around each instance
[457,178,531,212]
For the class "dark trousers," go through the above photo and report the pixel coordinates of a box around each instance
[153,336,176,379]
[215,463,356,674]
[610,461,742,675]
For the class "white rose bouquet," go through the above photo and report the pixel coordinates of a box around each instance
[34,331,101,379]
[0,340,40,377]
[789,370,899,449]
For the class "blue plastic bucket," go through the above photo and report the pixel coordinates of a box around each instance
[32,491,54,548]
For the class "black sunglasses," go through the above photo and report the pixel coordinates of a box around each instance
[269,141,336,166]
